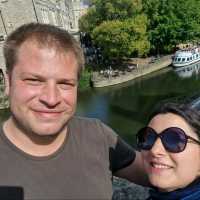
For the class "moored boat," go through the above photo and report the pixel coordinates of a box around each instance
[172,46,200,67]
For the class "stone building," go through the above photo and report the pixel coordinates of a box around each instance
[0,0,82,84]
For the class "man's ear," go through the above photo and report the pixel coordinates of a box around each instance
[4,72,10,96]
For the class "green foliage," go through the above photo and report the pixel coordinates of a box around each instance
[79,0,200,59]
[143,0,200,53]
[78,68,91,91]
[92,0,141,21]
[92,15,150,59]
[79,8,99,33]
[79,0,143,33]
[79,0,149,59]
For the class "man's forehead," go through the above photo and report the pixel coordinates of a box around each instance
[19,39,59,52]
[18,40,76,60]
[15,40,78,74]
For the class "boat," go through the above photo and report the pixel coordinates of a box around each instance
[173,61,200,78]
[172,46,200,67]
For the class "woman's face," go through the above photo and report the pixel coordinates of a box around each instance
[142,113,200,192]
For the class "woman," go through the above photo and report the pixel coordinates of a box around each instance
[136,102,200,200]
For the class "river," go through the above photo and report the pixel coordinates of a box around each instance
[1,63,200,147]
[77,63,200,146]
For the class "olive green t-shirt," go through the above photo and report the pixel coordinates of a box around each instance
[0,116,135,200]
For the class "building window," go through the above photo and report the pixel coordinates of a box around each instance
[0,69,5,85]
[0,35,5,41]
[41,9,49,24]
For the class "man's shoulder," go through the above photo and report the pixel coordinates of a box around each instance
[69,116,102,127]
[69,116,117,143]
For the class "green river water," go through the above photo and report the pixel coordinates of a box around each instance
[77,63,200,146]
[1,63,200,147]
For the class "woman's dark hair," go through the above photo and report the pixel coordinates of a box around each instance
[149,102,200,137]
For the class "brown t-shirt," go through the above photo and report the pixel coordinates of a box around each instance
[0,116,135,200]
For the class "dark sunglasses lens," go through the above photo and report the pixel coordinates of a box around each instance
[162,128,187,153]
[137,127,157,150]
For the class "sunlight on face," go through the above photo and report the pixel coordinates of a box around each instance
[141,113,200,192]
[7,41,79,136]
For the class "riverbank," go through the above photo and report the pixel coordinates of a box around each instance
[91,55,172,88]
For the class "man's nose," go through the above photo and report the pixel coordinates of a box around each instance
[39,83,61,107]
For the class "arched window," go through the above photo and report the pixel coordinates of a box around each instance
[0,69,5,85]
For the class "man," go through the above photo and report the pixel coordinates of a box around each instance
[1,23,146,199]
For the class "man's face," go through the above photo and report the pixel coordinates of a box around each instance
[7,41,78,136]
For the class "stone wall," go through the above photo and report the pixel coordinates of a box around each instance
[0,0,82,85]
[0,0,37,34]
[113,177,150,200]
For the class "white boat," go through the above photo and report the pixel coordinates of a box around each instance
[172,46,200,67]
[174,61,200,78]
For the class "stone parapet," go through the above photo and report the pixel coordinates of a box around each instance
[112,177,149,200]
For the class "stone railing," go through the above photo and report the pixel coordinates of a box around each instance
[113,177,149,200]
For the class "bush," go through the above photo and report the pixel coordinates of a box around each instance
[78,67,92,91]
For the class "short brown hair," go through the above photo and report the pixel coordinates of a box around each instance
[3,23,85,78]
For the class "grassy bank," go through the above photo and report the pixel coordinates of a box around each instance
[78,67,92,91]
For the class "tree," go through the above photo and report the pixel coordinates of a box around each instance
[79,0,143,33]
[143,0,200,54]
[92,15,149,60]
[79,0,149,60]
[79,7,99,33]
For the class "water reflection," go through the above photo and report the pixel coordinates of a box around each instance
[173,61,200,78]
[77,67,200,146]
[0,67,200,146]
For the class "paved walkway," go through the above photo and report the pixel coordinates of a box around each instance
[91,55,172,88]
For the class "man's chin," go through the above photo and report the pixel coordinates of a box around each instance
[27,121,67,137]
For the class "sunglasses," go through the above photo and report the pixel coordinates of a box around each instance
[136,126,200,153]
